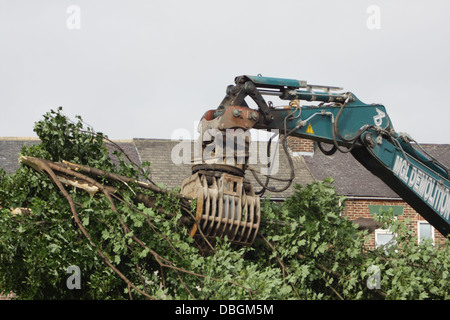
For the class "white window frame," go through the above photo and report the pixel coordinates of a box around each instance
[374,216,398,251]
[374,228,396,249]
[417,220,435,245]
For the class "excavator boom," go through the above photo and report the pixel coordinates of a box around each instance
[181,75,450,248]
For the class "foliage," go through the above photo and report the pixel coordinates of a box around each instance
[257,183,450,300]
[0,107,449,300]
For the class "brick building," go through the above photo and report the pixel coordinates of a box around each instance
[286,136,449,248]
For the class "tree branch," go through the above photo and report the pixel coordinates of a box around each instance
[22,156,156,300]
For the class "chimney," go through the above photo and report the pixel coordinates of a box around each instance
[282,135,315,157]
[279,103,315,157]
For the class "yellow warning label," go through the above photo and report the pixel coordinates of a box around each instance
[306,123,314,134]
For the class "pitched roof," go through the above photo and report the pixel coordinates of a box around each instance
[1,137,449,201]
[133,138,315,199]
[0,138,40,174]
[133,138,192,190]
[0,137,314,199]
[304,143,450,198]
[104,139,142,169]
[0,138,141,174]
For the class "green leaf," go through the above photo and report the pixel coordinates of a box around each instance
[139,248,149,258]
[101,229,110,240]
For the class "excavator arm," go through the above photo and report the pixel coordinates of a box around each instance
[181,75,450,249]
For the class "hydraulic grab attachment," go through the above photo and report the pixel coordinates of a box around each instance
[181,75,450,249]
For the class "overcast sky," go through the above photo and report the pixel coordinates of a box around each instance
[0,0,449,143]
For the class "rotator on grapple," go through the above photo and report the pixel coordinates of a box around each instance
[181,75,450,249]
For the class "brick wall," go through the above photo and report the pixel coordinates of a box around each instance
[284,135,447,248]
[283,135,315,154]
[342,198,446,249]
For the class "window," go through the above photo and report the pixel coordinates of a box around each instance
[371,206,402,253]
[369,205,404,216]
[418,221,434,244]
[375,229,396,249]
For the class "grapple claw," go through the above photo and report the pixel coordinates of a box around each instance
[181,170,260,250]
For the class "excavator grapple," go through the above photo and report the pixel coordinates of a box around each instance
[181,170,260,249]
[180,123,261,249]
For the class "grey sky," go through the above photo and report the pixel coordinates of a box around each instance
[0,0,449,143]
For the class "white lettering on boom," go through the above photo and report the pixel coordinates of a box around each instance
[393,155,450,221]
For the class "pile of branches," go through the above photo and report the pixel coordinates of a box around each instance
[18,155,254,299]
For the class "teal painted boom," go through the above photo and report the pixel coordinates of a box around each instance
[240,75,450,236]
